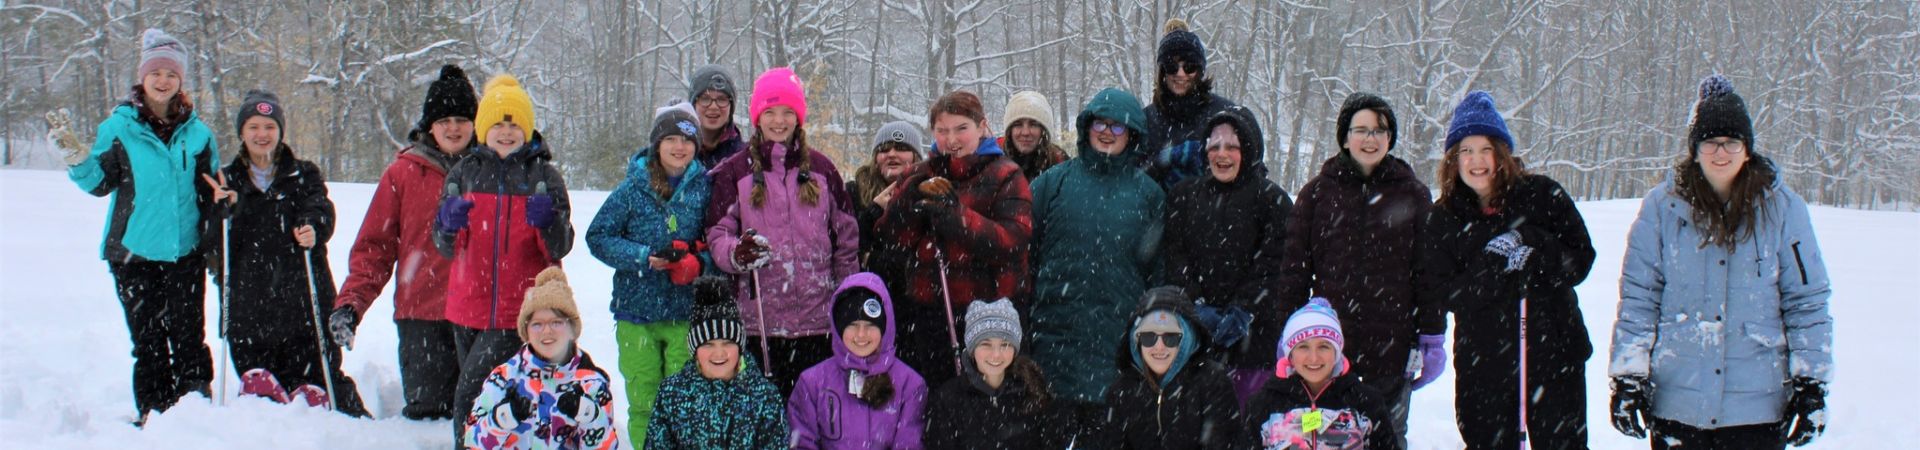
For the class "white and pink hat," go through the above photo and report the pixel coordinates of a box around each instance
[1276,297,1349,378]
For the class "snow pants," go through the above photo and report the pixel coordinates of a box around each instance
[1649,417,1787,450]
[111,255,214,417]
[742,334,832,397]
[450,327,522,448]
[396,318,461,420]
[1452,308,1592,450]
[616,319,690,449]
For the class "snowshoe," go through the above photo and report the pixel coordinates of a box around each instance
[239,368,291,403]
[291,384,332,410]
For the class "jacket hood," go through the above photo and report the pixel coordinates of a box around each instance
[223,142,300,179]
[1204,105,1267,183]
[1114,287,1209,389]
[1076,88,1149,169]
[626,148,708,195]
[472,130,552,164]
[1323,151,1416,185]
[828,272,899,374]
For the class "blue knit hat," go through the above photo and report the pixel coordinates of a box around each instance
[1445,90,1514,151]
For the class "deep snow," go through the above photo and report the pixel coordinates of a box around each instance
[1,168,1914,449]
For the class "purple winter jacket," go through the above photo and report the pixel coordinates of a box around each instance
[787,273,930,450]
[706,141,861,338]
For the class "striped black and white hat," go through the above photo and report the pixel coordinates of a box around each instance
[686,275,743,351]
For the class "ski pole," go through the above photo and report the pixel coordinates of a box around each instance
[1518,296,1531,449]
[216,212,233,407]
[303,247,339,411]
[751,267,773,378]
[935,249,961,377]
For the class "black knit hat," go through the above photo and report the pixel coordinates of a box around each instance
[1336,92,1398,152]
[417,65,478,133]
[651,103,701,150]
[832,287,888,336]
[1689,74,1753,152]
[1157,19,1206,78]
[686,275,743,351]
[234,89,285,139]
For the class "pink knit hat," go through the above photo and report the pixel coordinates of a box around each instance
[749,67,807,127]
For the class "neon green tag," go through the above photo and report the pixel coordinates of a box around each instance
[1302,409,1325,434]
[668,216,679,232]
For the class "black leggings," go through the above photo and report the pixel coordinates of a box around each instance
[1650,417,1787,450]
[112,255,214,416]
[742,334,833,398]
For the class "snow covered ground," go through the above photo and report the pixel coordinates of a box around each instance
[2,168,1914,449]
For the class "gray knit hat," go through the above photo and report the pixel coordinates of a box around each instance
[963,298,1022,353]
[651,102,701,150]
[870,121,926,156]
[687,65,738,105]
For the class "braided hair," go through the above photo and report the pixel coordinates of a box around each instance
[746,126,820,208]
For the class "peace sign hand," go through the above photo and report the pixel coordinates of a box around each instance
[201,172,236,205]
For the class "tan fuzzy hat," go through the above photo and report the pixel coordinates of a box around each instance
[518,266,581,342]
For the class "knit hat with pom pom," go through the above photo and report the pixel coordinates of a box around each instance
[1688,74,1754,153]
[518,267,581,341]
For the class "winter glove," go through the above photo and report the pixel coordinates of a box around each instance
[328,305,358,351]
[1409,334,1448,391]
[436,194,475,233]
[918,176,955,198]
[46,109,90,166]
[1610,375,1651,438]
[732,229,772,271]
[525,181,556,228]
[1192,302,1252,349]
[654,240,704,285]
[1483,230,1534,273]
[1784,377,1826,446]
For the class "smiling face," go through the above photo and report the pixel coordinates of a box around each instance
[842,320,882,358]
[1455,135,1499,199]
[658,135,696,175]
[240,116,280,159]
[971,337,1015,381]
[1009,119,1046,154]
[695,340,740,381]
[525,309,575,361]
[1088,118,1131,155]
[694,91,732,133]
[1344,109,1389,173]
[485,121,524,156]
[1289,337,1338,385]
[873,143,918,181]
[141,69,182,111]
[933,113,986,158]
[1696,137,1750,192]
[1206,123,1242,183]
[1163,59,1197,96]
[758,106,798,143]
[430,117,474,154]
[1138,332,1183,376]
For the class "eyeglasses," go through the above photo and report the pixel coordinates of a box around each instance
[528,319,572,333]
[1136,332,1184,348]
[1348,127,1391,140]
[694,95,730,109]
[1699,138,1745,155]
[1162,61,1201,75]
[1090,120,1128,137]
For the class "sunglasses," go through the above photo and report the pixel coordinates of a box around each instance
[1090,120,1128,137]
[1136,332,1184,348]
[1162,61,1201,75]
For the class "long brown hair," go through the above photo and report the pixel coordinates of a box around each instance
[1673,148,1777,249]
[646,152,677,200]
[1437,138,1528,210]
[745,125,820,208]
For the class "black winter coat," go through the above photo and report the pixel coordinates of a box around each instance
[1141,93,1237,188]
[1236,374,1401,450]
[1084,291,1242,450]
[216,144,336,335]
[1164,106,1293,369]
[1275,154,1435,386]
[924,367,1073,450]
[1415,174,1595,371]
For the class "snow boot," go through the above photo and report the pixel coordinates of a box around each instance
[291,384,332,410]
[239,368,291,403]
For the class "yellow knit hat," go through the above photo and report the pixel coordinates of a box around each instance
[518,266,581,342]
[475,74,535,142]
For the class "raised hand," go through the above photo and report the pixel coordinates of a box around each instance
[46,109,89,166]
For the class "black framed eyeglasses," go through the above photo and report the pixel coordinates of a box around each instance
[1136,332,1183,348]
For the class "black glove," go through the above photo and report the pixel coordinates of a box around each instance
[1610,375,1651,438]
[328,305,359,351]
[1784,377,1826,446]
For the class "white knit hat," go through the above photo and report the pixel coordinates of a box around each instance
[1002,91,1057,140]
[1276,297,1349,378]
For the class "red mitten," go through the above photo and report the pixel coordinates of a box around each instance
[668,240,702,285]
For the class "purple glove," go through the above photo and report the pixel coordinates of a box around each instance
[526,181,556,228]
[436,196,475,233]
[1410,334,1448,391]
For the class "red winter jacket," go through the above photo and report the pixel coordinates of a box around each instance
[874,139,1033,311]
[336,143,461,321]
[433,133,573,330]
